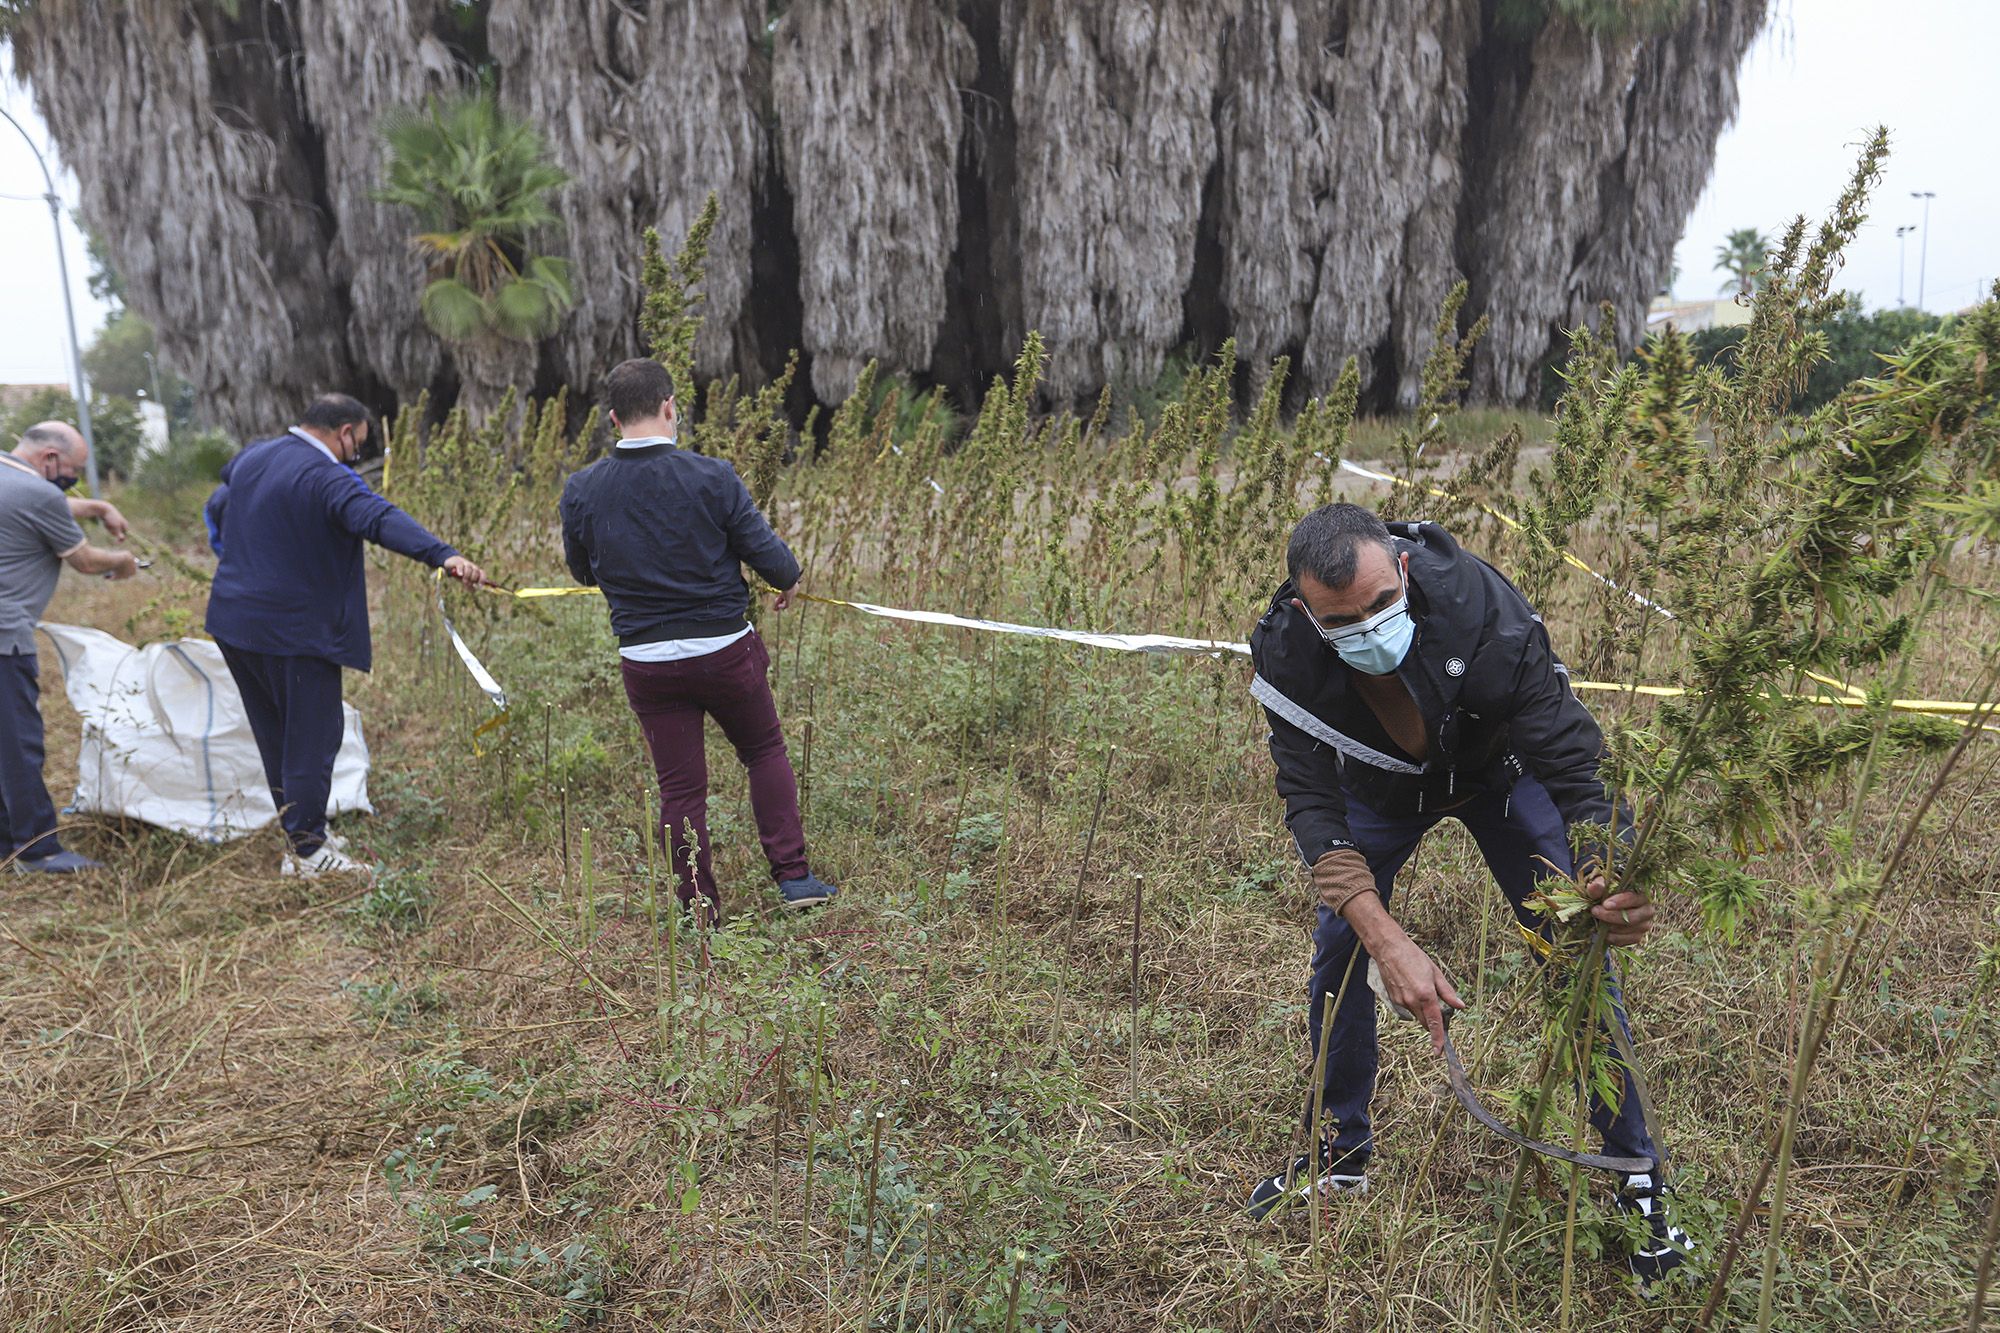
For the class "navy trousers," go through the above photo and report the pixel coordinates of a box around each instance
[217,643,343,855]
[1307,774,1661,1172]
[0,650,62,860]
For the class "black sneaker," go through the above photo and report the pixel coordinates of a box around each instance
[1617,1171,1693,1287]
[1245,1146,1368,1221]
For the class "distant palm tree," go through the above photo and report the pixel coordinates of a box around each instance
[1714,227,1770,298]
[377,91,573,420]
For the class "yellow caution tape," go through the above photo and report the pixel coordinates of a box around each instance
[1333,459,1894,710]
[471,707,512,757]
[467,577,1992,728]
[1569,677,1995,726]
[473,459,1993,735]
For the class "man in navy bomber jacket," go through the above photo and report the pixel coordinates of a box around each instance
[205,393,485,878]
[560,357,838,916]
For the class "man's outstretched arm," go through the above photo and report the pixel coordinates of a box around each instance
[1337,887,1465,1054]
[63,541,137,579]
[66,495,128,541]
[320,466,485,585]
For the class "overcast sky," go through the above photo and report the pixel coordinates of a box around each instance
[0,47,98,385]
[2,3,1994,386]
[1667,0,1996,312]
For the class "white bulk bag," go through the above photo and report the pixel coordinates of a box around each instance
[35,623,373,842]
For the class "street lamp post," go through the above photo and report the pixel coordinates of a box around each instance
[0,104,99,497]
[143,349,164,418]
[1911,190,1936,312]
[1896,225,1916,308]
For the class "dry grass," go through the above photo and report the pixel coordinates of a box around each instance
[1,457,1995,1332]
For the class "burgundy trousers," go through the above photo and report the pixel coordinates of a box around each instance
[619,631,808,905]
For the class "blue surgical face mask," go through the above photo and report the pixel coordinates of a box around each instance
[1307,570,1416,675]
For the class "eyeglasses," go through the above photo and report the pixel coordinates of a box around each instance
[1299,568,1409,646]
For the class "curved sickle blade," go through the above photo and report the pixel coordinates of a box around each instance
[1366,958,1650,1173]
[1441,1027,1652,1174]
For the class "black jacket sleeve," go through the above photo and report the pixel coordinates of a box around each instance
[1505,618,1633,867]
[558,483,597,587]
[724,469,802,591]
[1266,712,1360,868]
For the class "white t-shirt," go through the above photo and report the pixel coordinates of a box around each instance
[619,626,753,663]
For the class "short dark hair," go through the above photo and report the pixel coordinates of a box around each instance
[605,358,676,424]
[299,393,373,432]
[1286,503,1393,589]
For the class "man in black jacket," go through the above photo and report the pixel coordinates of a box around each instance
[560,358,837,914]
[1245,503,1686,1283]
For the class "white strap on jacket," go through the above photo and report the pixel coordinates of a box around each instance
[1250,673,1430,776]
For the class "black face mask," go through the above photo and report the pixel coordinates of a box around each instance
[53,473,79,492]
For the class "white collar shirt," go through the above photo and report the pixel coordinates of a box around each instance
[289,425,344,467]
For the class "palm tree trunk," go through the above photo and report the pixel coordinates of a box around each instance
[17,0,1772,428]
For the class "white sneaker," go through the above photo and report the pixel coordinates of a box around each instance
[322,831,351,855]
[282,844,373,880]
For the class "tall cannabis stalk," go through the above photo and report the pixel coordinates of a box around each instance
[638,192,718,409]
[1492,131,1999,1328]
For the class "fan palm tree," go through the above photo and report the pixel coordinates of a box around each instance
[1713,227,1770,298]
[377,91,573,421]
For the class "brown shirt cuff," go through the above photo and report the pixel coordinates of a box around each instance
[1313,847,1377,916]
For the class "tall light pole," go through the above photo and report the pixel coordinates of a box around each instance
[1911,190,1936,312]
[1896,225,1916,307]
[0,104,99,497]
[142,349,163,416]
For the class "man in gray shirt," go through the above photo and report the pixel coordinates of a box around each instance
[1,421,136,872]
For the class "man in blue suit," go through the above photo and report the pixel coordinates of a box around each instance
[205,394,485,878]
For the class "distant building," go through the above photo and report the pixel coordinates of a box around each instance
[138,400,170,458]
[1647,296,1754,333]
[0,382,68,413]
